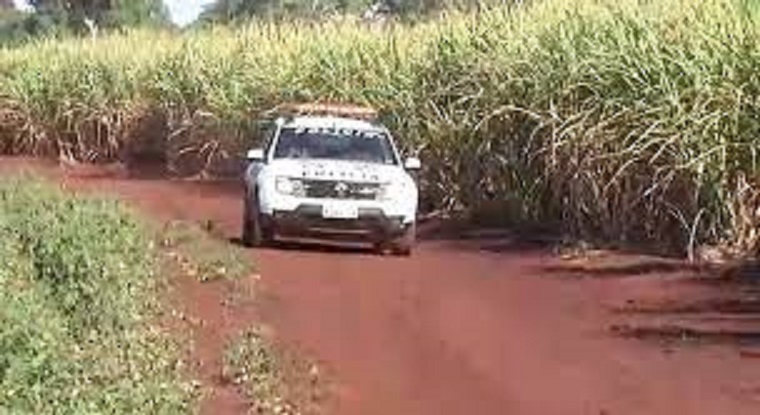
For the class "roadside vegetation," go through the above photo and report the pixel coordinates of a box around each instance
[224,327,324,415]
[0,176,192,413]
[160,219,253,282]
[224,328,296,414]
[0,0,759,257]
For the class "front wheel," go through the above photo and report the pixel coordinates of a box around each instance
[388,223,416,256]
[242,192,270,247]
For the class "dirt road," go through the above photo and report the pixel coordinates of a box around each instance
[4,158,760,415]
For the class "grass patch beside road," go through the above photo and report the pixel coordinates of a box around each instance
[159,219,254,282]
[224,327,325,415]
[0,176,193,413]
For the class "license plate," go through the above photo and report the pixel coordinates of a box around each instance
[322,203,359,219]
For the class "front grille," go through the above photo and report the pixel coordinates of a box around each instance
[303,180,380,200]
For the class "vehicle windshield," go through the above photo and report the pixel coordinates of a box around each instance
[273,127,397,165]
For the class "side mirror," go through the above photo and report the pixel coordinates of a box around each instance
[246,148,265,162]
[404,157,421,170]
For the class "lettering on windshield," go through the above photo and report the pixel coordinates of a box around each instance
[276,127,398,165]
[294,127,383,139]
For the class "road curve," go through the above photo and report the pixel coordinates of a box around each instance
[4,158,760,415]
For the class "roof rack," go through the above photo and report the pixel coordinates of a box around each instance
[267,102,379,121]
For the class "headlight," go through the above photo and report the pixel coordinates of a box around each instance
[378,178,418,202]
[276,176,306,197]
[377,182,403,201]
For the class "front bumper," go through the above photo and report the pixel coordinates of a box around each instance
[264,204,409,242]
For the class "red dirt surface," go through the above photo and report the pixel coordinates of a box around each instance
[172,262,259,414]
[3,157,760,415]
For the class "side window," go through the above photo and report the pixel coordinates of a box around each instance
[257,121,277,154]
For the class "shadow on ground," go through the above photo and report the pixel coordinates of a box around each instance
[608,262,760,348]
[540,260,700,279]
[415,216,558,254]
[229,237,376,256]
[610,324,760,347]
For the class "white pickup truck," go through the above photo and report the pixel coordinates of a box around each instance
[242,107,420,255]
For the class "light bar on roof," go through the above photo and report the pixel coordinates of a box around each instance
[272,102,379,120]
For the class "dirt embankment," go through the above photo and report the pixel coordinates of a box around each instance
[3,157,760,415]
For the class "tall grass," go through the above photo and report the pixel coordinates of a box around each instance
[1,0,759,255]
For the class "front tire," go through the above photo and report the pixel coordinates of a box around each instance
[242,191,270,247]
[390,223,416,256]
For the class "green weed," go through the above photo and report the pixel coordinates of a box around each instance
[0,176,192,414]
[159,219,254,282]
[224,327,323,415]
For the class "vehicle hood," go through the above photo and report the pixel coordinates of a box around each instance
[267,159,407,184]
